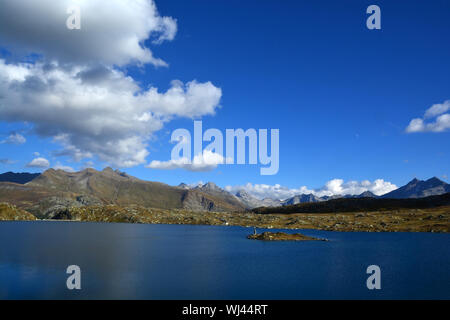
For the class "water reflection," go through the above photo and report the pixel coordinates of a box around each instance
[0,222,449,299]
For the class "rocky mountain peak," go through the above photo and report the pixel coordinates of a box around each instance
[407,178,421,185]
[358,191,376,198]
[281,193,322,206]
[235,190,250,198]
[202,182,220,191]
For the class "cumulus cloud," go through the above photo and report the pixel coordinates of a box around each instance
[319,179,398,197]
[147,150,229,172]
[406,100,450,133]
[26,157,50,169]
[53,162,75,172]
[424,101,450,118]
[0,0,222,168]
[225,179,398,200]
[406,118,425,133]
[1,132,26,144]
[0,60,221,167]
[0,0,176,67]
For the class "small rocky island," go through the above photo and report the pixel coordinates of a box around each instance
[247,231,326,241]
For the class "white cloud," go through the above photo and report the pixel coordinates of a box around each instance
[26,157,50,169]
[0,0,176,67]
[225,179,398,200]
[225,183,308,200]
[406,118,425,133]
[1,133,26,144]
[320,179,398,197]
[0,60,221,167]
[424,101,450,118]
[430,114,450,132]
[147,150,229,172]
[0,0,222,168]
[406,100,450,133]
[152,16,178,44]
[53,162,75,172]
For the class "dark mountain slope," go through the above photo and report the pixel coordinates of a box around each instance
[381,177,450,199]
[252,192,450,214]
[0,172,40,184]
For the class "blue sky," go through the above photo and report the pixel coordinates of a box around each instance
[0,0,449,198]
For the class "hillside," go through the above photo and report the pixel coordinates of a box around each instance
[0,203,36,221]
[182,184,281,209]
[193,182,247,209]
[0,168,245,217]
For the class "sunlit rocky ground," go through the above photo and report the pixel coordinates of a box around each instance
[1,202,448,233]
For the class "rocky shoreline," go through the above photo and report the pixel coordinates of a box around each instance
[0,202,449,233]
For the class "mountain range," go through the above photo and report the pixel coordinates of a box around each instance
[0,170,449,216]
[234,177,449,208]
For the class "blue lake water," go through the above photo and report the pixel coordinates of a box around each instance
[0,221,449,299]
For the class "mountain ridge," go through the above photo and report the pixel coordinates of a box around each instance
[1,169,449,211]
[0,168,245,216]
[381,177,450,199]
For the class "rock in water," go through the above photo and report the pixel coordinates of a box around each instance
[247,231,325,241]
